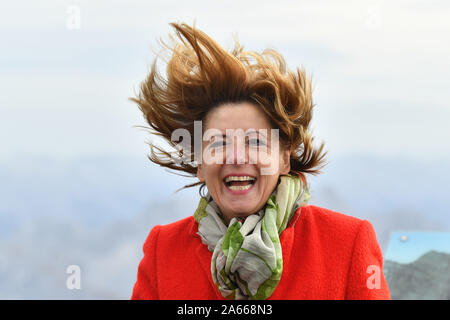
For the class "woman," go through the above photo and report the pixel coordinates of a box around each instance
[131,22,390,300]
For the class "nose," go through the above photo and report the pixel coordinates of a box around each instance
[225,136,248,164]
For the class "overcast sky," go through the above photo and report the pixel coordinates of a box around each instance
[1,0,449,162]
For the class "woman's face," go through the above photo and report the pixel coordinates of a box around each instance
[197,102,290,224]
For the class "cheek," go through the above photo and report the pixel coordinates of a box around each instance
[202,147,225,166]
[260,174,279,187]
[257,150,281,171]
[202,164,223,185]
[254,175,279,203]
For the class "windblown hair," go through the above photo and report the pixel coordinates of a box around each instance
[131,22,327,190]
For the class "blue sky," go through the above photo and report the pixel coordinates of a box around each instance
[385,231,450,264]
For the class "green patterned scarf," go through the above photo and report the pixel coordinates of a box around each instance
[193,174,310,300]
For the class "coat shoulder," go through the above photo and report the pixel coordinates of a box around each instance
[298,205,367,243]
[159,215,196,232]
[302,204,364,227]
[293,205,389,299]
[150,215,197,245]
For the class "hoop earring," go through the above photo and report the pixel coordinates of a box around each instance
[199,183,207,198]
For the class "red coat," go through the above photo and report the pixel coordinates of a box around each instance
[131,205,390,300]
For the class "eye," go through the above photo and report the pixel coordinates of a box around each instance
[208,140,227,149]
[248,138,266,147]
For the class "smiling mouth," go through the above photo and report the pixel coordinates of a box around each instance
[223,175,256,191]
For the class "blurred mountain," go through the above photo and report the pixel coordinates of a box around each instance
[0,153,198,236]
[384,250,450,299]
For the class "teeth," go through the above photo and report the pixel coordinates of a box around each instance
[224,176,255,183]
[227,184,253,191]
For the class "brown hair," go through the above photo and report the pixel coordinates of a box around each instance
[130,22,327,190]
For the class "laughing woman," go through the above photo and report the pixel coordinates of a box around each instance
[131,22,390,300]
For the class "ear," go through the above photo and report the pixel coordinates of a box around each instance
[197,164,205,182]
[279,149,291,175]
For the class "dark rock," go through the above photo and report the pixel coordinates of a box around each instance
[384,250,450,299]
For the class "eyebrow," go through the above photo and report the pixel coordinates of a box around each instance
[208,129,269,139]
[245,129,268,138]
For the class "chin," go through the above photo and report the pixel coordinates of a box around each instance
[224,201,259,217]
